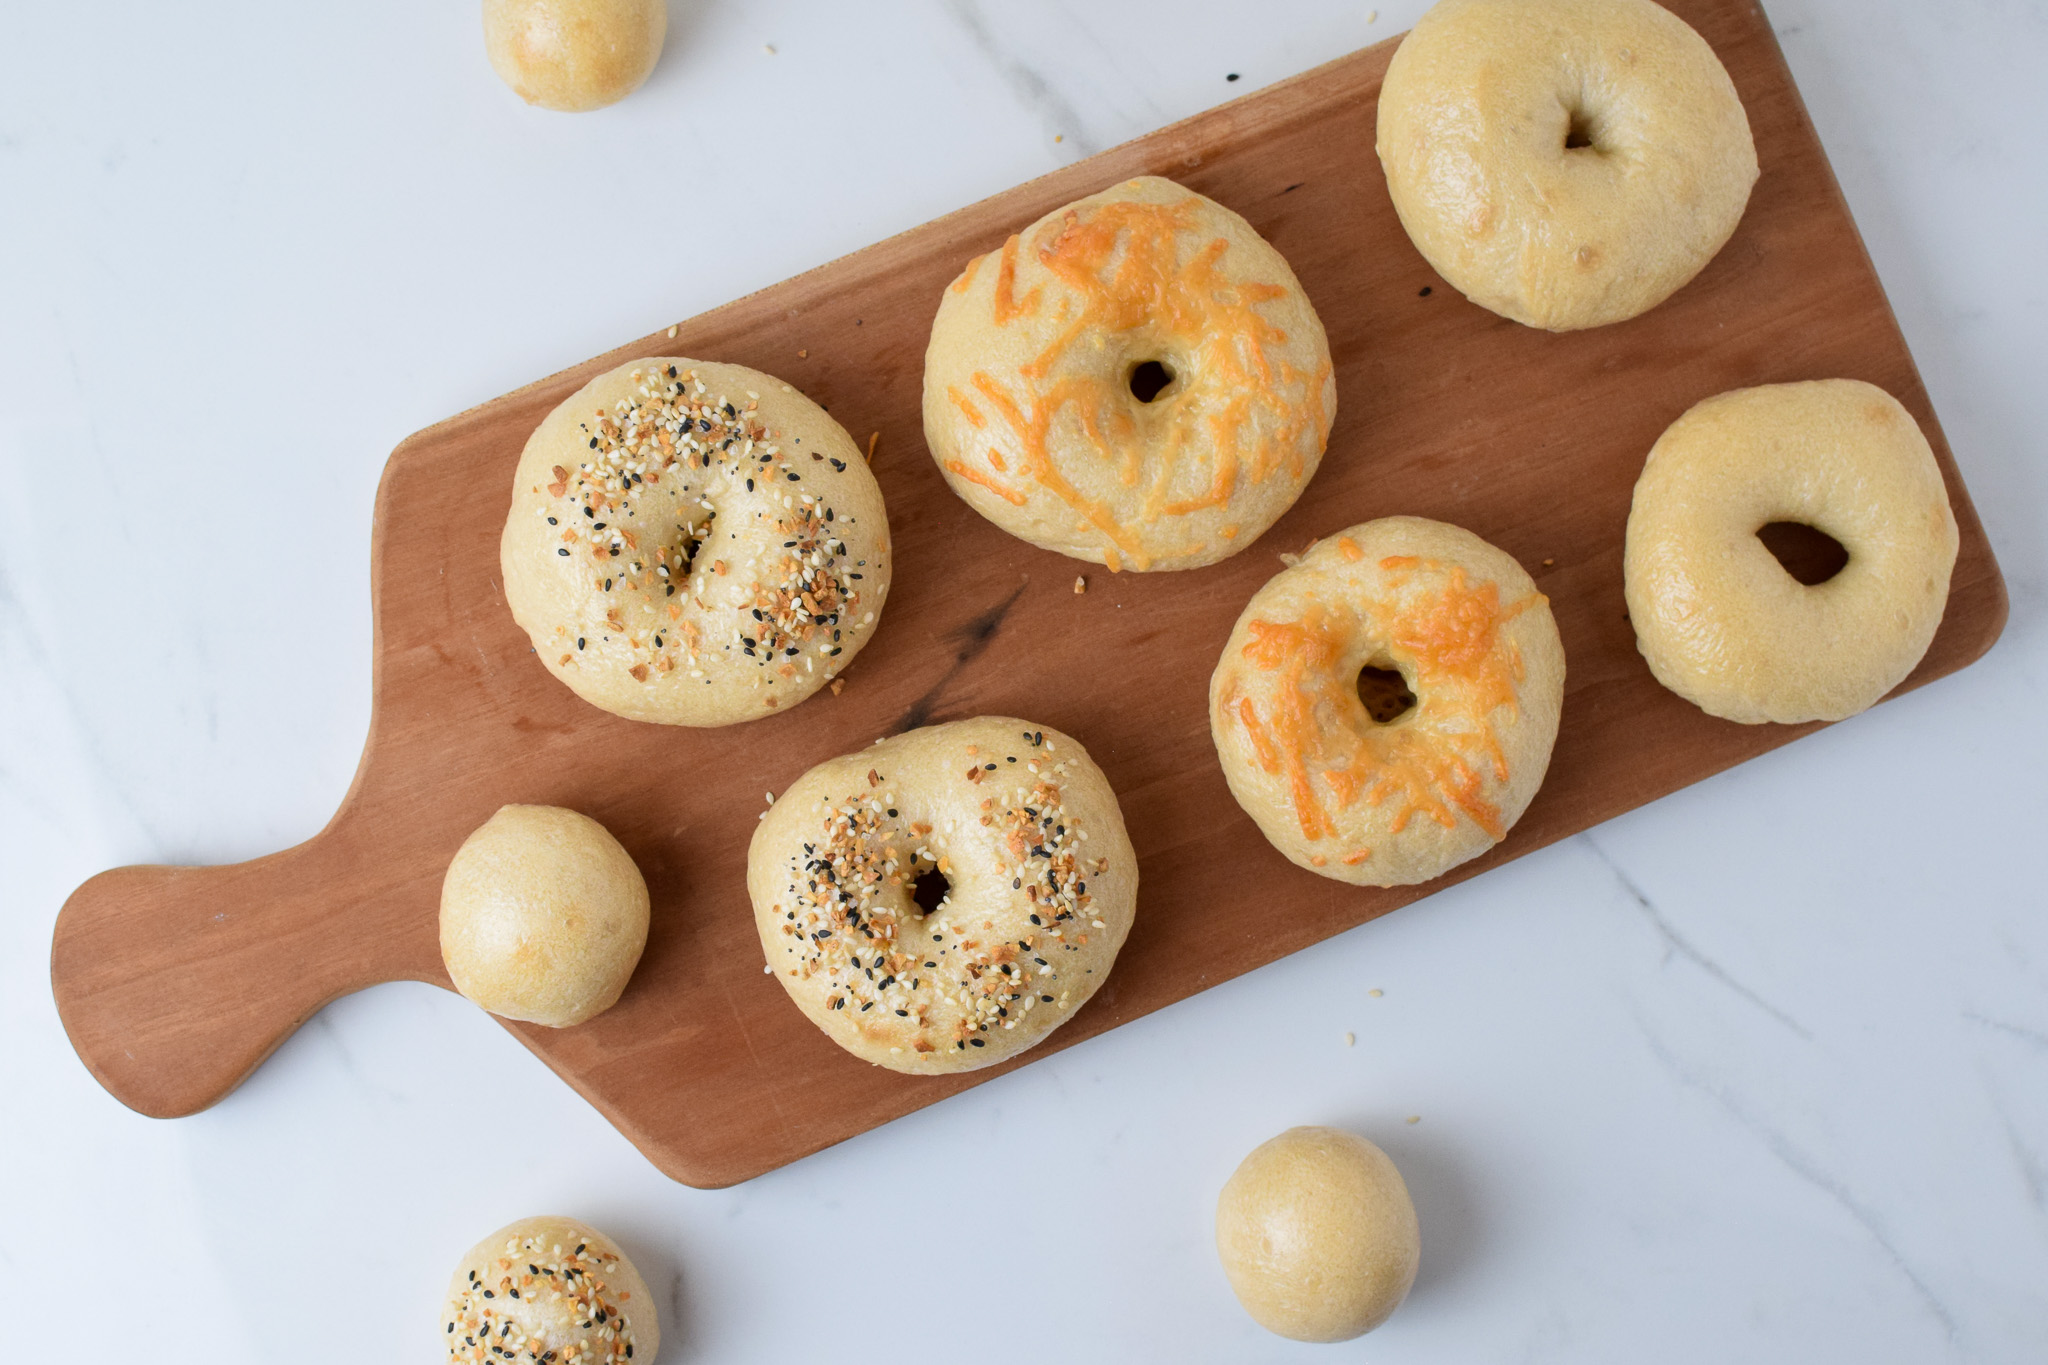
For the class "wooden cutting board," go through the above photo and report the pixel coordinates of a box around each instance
[52,0,2007,1187]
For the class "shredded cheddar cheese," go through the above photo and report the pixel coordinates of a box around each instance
[1227,560,1543,845]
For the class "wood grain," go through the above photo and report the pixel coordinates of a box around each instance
[51,0,2007,1186]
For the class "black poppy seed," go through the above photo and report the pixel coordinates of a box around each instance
[577,638,586,649]
[558,548,570,556]
[969,1038,985,1047]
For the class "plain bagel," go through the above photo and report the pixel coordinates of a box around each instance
[1624,379,1958,724]
[1376,0,1759,331]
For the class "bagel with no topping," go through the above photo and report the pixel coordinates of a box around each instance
[1376,0,1758,331]
[1625,379,1958,724]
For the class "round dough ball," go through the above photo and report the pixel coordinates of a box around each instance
[483,0,666,113]
[1216,1127,1420,1343]
[923,175,1335,572]
[439,805,650,1028]
[441,1215,658,1364]
[502,359,892,727]
[1376,0,1758,330]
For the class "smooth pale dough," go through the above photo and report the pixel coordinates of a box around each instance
[923,176,1335,572]
[749,717,1138,1074]
[1376,0,1759,331]
[482,0,666,112]
[1216,1127,1421,1343]
[1210,516,1564,886]
[502,359,891,726]
[1625,379,1958,724]
[439,805,649,1028]
[441,1215,658,1364]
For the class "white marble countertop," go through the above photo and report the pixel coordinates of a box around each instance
[4,1,2044,1360]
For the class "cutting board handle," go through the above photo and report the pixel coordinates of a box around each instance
[50,836,441,1118]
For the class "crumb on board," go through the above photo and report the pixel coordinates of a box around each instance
[1054,134,1064,143]
[830,678,846,695]
[1542,557,1555,567]
[1074,576,1087,595]
[798,348,808,359]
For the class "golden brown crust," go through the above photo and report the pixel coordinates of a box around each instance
[1210,517,1564,886]
[1376,0,1758,330]
[923,176,1335,571]
[1625,380,1958,723]
[502,360,891,726]
[748,717,1137,1074]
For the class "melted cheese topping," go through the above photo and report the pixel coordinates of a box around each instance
[955,195,1330,570]
[1223,557,1542,860]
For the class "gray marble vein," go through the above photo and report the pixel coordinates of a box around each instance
[1637,1022,1961,1346]
[940,0,1102,156]
[1582,833,1813,1039]
[1963,1009,2048,1054]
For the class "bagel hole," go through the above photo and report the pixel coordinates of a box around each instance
[1564,110,1597,151]
[1127,359,1176,403]
[675,509,716,583]
[1758,521,1849,586]
[911,865,952,917]
[1357,664,1417,725]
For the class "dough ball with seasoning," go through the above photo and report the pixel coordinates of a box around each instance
[442,1215,658,1364]
[439,805,649,1028]
[501,358,892,727]
[1215,1126,1421,1342]
[483,0,667,113]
